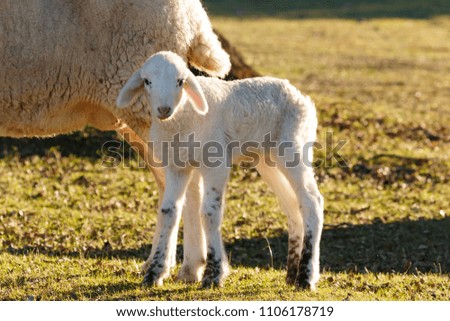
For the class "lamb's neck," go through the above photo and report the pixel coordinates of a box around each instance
[152,105,203,140]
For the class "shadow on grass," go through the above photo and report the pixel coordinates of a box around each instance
[58,281,240,300]
[7,217,449,275]
[57,281,194,300]
[0,129,117,160]
[204,0,450,19]
[228,217,449,274]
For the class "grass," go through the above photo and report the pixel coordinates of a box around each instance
[1,254,448,300]
[1,3,449,300]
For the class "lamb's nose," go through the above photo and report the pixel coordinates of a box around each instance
[157,106,171,116]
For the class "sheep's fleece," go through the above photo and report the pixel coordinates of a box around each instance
[0,0,230,139]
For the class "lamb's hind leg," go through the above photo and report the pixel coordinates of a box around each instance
[256,162,304,286]
[277,160,324,290]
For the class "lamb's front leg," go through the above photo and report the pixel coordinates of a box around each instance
[177,171,207,283]
[200,167,231,288]
[142,168,192,286]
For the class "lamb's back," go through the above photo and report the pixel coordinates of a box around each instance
[198,76,304,142]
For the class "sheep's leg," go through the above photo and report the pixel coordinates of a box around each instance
[256,162,305,285]
[177,171,207,282]
[276,159,324,290]
[200,167,230,288]
[115,125,168,274]
[116,124,165,191]
[142,168,192,286]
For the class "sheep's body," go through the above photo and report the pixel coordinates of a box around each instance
[0,1,230,281]
[0,0,229,138]
[118,52,324,289]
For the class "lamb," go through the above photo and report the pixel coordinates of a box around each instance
[117,51,324,290]
[0,1,230,280]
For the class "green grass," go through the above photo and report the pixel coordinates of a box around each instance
[1,7,449,300]
[1,254,447,300]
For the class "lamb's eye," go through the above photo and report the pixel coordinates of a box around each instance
[143,78,151,87]
[177,78,185,87]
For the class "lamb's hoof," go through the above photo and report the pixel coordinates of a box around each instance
[177,265,203,283]
[295,279,312,290]
[286,273,297,286]
[201,276,223,289]
[290,278,317,291]
[286,271,317,290]
[142,270,164,287]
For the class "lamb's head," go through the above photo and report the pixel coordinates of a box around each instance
[117,51,208,121]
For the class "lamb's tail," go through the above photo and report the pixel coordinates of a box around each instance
[285,82,318,144]
[302,94,318,144]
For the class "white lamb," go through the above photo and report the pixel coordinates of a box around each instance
[117,51,324,290]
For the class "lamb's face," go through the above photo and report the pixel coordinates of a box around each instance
[117,51,208,119]
[140,53,189,121]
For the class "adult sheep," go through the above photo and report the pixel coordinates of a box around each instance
[0,0,230,282]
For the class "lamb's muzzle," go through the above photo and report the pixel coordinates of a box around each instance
[157,106,172,119]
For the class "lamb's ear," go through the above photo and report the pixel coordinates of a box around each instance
[116,70,144,108]
[184,72,208,115]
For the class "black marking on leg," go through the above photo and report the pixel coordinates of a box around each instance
[143,262,160,285]
[143,270,156,285]
[202,246,223,288]
[142,249,164,286]
[161,205,175,216]
[208,189,222,211]
[296,232,313,289]
[286,237,301,285]
[211,204,220,210]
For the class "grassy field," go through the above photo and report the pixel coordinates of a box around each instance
[0,1,449,300]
